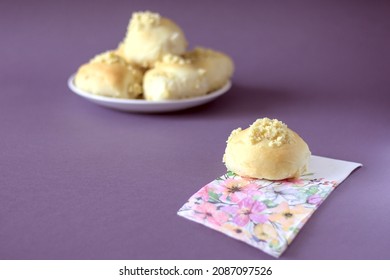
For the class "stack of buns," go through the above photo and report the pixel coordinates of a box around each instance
[74,11,234,101]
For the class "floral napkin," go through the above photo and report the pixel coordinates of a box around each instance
[177,156,362,257]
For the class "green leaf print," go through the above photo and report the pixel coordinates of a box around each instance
[208,191,220,202]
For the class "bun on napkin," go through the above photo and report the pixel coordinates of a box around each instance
[123,11,188,68]
[223,118,311,180]
[74,51,143,99]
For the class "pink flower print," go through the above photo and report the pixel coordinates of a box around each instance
[307,194,322,205]
[222,198,267,227]
[287,178,305,184]
[194,202,228,226]
[196,184,214,201]
[281,177,306,188]
[219,179,259,203]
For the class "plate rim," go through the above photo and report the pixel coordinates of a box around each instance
[67,73,232,106]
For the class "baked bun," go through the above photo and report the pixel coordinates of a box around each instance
[74,51,143,99]
[123,11,188,68]
[143,54,208,101]
[115,41,126,58]
[223,118,311,180]
[184,47,234,91]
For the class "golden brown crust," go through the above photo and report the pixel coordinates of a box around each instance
[74,51,143,99]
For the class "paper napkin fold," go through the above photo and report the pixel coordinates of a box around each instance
[177,156,362,257]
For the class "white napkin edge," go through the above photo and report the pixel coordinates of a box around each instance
[306,155,362,183]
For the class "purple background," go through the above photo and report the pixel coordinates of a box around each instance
[1,0,389,260]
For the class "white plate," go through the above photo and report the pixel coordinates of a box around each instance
[67,74,231,113]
